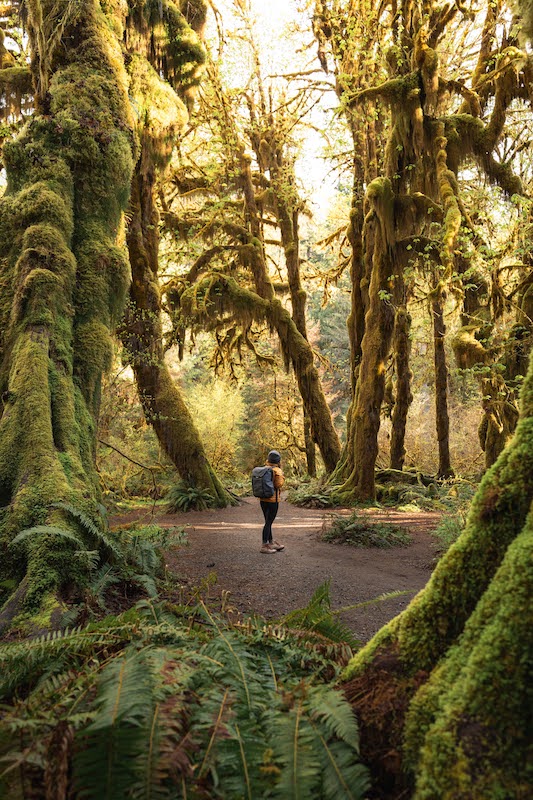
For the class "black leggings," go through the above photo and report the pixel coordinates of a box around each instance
[260,501,279,544]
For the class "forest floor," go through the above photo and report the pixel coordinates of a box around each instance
[113,497,443,642]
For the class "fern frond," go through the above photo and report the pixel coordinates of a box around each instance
[75,549,101,572]
[73,648,155,799]
[132,574,158,598]
[88,564,120,608]
[281,580,359,648]
[333,589,412,614]
[307,685,360,750]
[314,734,370,800]
[271,698,320,799]
[10,526,84,549]
[52,502,123,562]
[0,624,138,698]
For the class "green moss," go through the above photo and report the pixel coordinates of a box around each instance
[407,513,533,798]
[0,1,136,616]
[128,53,188,165]
[8,592,68,635]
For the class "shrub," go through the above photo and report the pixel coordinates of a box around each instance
[165,484,215,512]
[432,514,464,555]
[322,512,412,548]
[287,483,335,508]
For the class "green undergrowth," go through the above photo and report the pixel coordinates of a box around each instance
[0,587,370,800]
[376,479,476,511]
[288,477,477,514]
[165,482,215,511]
[322,512,412,548]
[287,483,336,508]
[0,501,186,621]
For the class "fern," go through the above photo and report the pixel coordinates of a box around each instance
[52,502,123,562]
[10,526,85,549]
[271,696,321,799]
[132,573,158,598]
[323,512,412,547]
[0,597,369,799]
[281,580,360,649]
[165,485,214,512]
[73,648,155,799]
[315,736,370,800]
[88,564,121,609]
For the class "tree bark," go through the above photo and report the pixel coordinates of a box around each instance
[390,306,413,470]
[123,140,232,506]
[328,201,366,486]
[0,0,135,614]
[432,291,454,478]
[275,192,319,475]
[304,415,317,477]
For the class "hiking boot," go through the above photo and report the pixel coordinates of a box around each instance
[260,544,277,554]
[272,541,285,551]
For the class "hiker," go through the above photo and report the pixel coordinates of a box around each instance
[259,450,285,554]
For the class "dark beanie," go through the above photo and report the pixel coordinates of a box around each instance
[267,450,281,463]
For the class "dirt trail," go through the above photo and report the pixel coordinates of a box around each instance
[114,497,442,643]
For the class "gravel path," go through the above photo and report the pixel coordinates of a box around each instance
[114,497,442,643]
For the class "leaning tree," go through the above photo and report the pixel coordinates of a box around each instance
[161,29,342,474]
[119,1,234,505]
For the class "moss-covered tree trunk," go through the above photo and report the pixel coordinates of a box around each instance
[335,179,396,502]
[341,351,533,798]
[123,138,231,505]
[276,179,318,476]
[328,201,367,486]
[390,305,413,470]
[432,291,453,478]
[0,0,135,619]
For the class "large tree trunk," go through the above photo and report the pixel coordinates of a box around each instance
[0,1,135,619]
[328,200,366,486]
[123,139,232,505]
[336,179,396,502]
[342,351,533,798]
[277,200,318,476]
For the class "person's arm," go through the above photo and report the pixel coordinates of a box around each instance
[273,468,285,492]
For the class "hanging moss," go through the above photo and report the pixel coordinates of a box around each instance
[451,325,488,369]
[125,0,206,104]
[128,53,188,165]
[445,114,522,196]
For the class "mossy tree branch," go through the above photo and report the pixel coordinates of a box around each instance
[177,272,341,472]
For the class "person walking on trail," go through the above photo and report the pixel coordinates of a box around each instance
[260,450,285,554]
